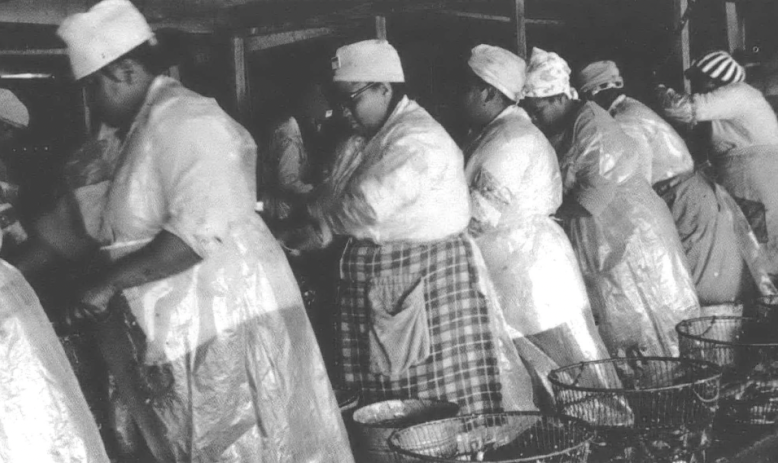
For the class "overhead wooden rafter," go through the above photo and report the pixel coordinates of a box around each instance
[244,26,334,53]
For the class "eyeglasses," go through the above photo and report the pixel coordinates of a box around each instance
[336,82,379,111]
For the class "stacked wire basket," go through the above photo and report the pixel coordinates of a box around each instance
[388,412,594,463]
[676,301,778,426]
[341,298,778,462]
[549,358,722,463]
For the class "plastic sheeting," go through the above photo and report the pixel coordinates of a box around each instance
[549,102,700,358]
[609,95,774,302]
[712,146,778,276]
[656,171,777,303]
[73,76,353,463]
[314,98,538,413]
[657,83,778,274]
[609,95,694,185]
[0,260,109,463]
[463,106,610,403]
[312,96,471,244]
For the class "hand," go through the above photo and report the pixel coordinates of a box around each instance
[67,281,118,326]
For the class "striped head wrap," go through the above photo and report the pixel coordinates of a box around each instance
[687,50,745,85]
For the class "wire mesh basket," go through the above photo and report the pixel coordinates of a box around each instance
[353,399,460,463]
[335,388,360,414]
[387,412,594,463]
[549,357,721,462]
[677,316,778,425]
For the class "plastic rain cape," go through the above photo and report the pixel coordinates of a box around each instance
[549,102,700,358]
[464,106,611,401]
[70,76,353,463]
[611,96,777,302]
[312,99,538,412]
[0,259,109,463]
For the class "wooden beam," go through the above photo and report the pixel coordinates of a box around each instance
[673,0,692,92]
[439,10,510,22]
[512,0,527,59]
[0,49,66,56]
[375,15,387,40]
[437,10,563,26]
[245,27,334,54]
[230,36,250,122]
[726,1,746,53]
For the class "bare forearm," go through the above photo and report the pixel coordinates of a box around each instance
[101,230,202,293]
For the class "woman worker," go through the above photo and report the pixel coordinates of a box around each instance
[309,39,536,414]
[458,45,609,406]
[656,50,778,277]
[16,1,354,462]
[579,60,776,303]
[522,48,700,359]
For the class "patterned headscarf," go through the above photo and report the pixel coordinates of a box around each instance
[523,48,578,100]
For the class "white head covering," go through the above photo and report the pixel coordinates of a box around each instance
[332,40,405,83]
[688,50,746,85]
[523,48,578,100]
[0,90,28,129]
[578,60,624,96]
[467,44,526,102]
[57,0,155,80]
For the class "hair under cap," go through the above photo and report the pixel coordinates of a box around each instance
[523,48,578,100]
[468,44,526,102]
[57,0,155,80]
[577,60,624,96]
[0,90,28,129]
[687,50,745,85]
[332,40,405,83]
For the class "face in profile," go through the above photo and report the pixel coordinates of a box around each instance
[690,73,718,94]
[332,81,392,137]
[523,96,565,131]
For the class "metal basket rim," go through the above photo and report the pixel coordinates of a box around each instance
[547,356,722,394]
[386,411,595,462]
[676,316,778,348]
[352,399,460,429]
[334,388,360,406]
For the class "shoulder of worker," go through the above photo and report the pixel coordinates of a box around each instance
[613,96,657,118]
[144,76,253,144]
[272,116,300,137]
[575,101,635,151]
[613,96,668,131]
[700,81,765,102]
[477,105,554,157]
[574,101,622,136]
[379,97,461,159]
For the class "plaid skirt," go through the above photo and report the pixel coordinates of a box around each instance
[337,234,503,414]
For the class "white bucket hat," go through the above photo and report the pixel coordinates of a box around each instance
[57,0,155,80]
[332,40,405,83]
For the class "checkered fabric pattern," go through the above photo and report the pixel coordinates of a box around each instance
[337,234,503,415]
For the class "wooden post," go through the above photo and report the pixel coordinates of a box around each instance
[673,0,692,92]
[725,1,745,53]
[375,15,387,40]
[512,0,527,59]
[230,36,250,123]
[81,88,92,137]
